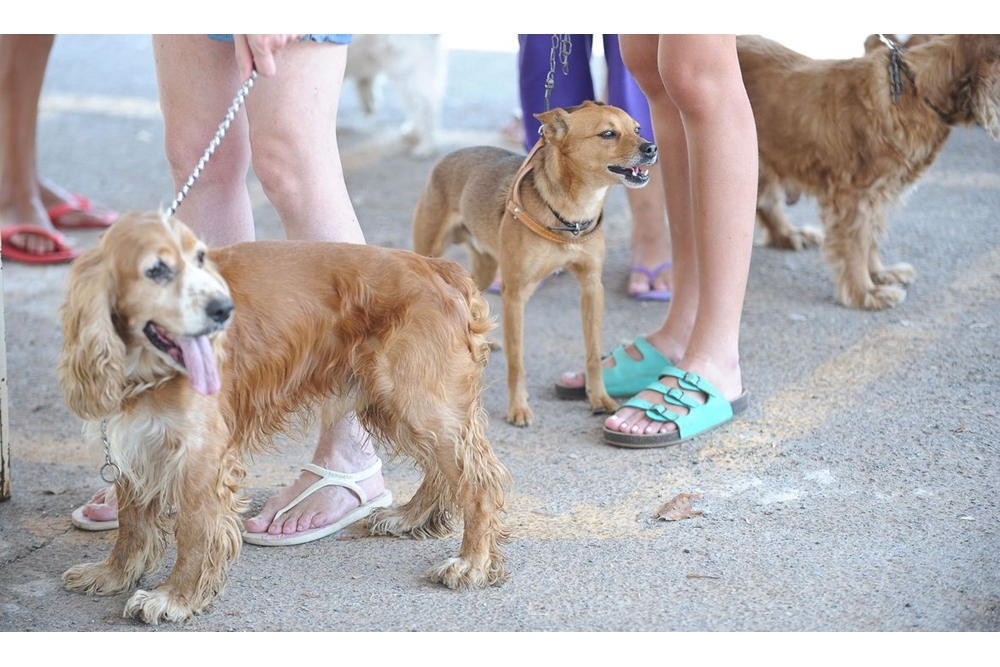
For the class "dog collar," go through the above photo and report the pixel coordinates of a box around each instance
[546,203,599,235]
[505,139,603,245]
[880,35,950,123]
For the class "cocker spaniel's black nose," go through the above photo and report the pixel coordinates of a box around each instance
[206,297,234,325]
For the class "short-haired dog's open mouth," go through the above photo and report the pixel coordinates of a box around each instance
[609,164,651,186]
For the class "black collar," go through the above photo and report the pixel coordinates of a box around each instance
[547,204,598,235]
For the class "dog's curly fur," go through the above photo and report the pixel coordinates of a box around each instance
[738,34,1000,309]
[59,212,510,624]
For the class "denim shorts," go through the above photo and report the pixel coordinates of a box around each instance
[208,34,352,44]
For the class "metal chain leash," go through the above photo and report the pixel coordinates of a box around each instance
[877,34,906,105]
[167,69,259,216]
[543,34,572,112]
[99,420,121,483]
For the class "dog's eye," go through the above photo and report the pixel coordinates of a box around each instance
[600,130,617,139]
[196,249,206,267]
[146,260,174,283]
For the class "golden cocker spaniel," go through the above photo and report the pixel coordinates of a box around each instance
[59,212,511,623]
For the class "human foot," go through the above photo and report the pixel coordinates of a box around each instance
[628,261,673,300]
[0,224,79,263]
[555,335,676,400]
[71,486,119,531]
[40,179,118,230]
[242,460,391,546]
[0,195,64,256]
[602,364,748,447]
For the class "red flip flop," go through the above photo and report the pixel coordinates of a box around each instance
[1,225,80,264]
[47,193,118,230]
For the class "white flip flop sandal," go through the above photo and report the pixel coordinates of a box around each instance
[71,504,119,531]
[241,460,393,547]
[70,486,119,531]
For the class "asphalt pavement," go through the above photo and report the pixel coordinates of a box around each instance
[1,35,998,638]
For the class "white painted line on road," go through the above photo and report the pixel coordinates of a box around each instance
[39,93,161,119]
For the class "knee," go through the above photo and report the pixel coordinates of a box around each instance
[619,35,662,97]
[249,139,305,209]
[659,64,727,116]
[250,130,341,210]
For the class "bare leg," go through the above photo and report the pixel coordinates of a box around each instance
[152,35,255,245]
[0,34,118,255]
[626,163,673,296]
[239,39,378,535]
[0,34,56,254]
[605,34,756,437]
[244,41,363,244]
[81,36,383,536]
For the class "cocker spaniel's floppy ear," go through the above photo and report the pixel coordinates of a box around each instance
[58,245,127,420]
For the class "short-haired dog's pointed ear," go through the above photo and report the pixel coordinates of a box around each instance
[58,246,127,420]
[534,107,572,143]
[563,100,604,114]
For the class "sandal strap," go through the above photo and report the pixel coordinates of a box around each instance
[610,336,662,366]
[273,459,383,521]
[630,261,673,280]
[602,336,672,396]
[620,368,733,430]
[46,194,92,220]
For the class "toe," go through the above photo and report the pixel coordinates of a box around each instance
[627,274,651,296]
[243,514,269,533]
[83,502,118,522]
[559,371,586,388]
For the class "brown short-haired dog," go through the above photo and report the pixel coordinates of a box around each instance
[739,34,1000,309]
[59,212,511,624]
[412,101,658,425]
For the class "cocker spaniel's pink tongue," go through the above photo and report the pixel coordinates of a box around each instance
[178,335,221,395]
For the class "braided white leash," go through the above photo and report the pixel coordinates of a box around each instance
[166,69,258,216]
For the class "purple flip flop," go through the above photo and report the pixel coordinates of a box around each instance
[628,262,672,301]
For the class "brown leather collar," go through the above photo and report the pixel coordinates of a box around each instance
[505,139,603,245]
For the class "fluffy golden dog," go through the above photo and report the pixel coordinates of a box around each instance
[412,101,657,425]
[738,34,1000,309]
[59,212,510,624]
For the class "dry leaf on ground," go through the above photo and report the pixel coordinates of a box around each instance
[655,493,703,521]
